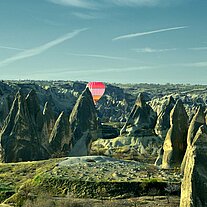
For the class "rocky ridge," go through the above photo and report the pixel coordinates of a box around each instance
[181,106,206,173]
[0,87,98,162]
[0,90,50,162]
[180,125,207,207]
[155,96,175,139]
[161,100,188,169]
[92,93,162,161]
[69,88,98,156]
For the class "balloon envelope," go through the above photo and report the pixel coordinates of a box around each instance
[87,82,105,103]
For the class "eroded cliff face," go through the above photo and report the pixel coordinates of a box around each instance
[0,82,15,130]
[181,106,206,173]
[155,96,175,139]
[49,111,71,157]
[69,87,98,156]
[0,87,99,162]
[180,125,207,207]
[120,93,157,137]
[0,90,50,162]
[91,93,161,160]
[162,99,188,169]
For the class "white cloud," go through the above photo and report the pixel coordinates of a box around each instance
[47,0,187,9]
[109,0,192,7]
[113,26,188,41]
[68,53,129,60]
[0,45,25,51]
[188,47,207,51]
[108,0,160,6]
[134,47,177,53]
[179,62,207,67]
[26,65,154,76]
[0,28,87,68]
[72,12,97,20]
[47,0,96,9]
[1,65,155,81]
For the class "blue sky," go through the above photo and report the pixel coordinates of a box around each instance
[0,0,207,84]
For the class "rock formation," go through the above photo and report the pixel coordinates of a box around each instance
[0,82,14,129]
[0,86,101,162]
[0,95,12,130]
[154,146,164,166]
[0,90,50,162]
[180,125,207,207]
[99,123,119,139]
[92,93,161,160]
[181,106,206,173]
[205,108,207,124]
[120,93,157,136]
[186,106,206,146]
[162,99,188,169]
[155,96,175,138]
[42,101,56,141]
[49,111,71,157]
[69,87,98,156]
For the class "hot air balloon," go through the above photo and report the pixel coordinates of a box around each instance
[87,81,105,104]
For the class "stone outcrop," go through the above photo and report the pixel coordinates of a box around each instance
[205,108,207,124]
[181,106,206,173]
[0,96,12,130]
[0,86,101,162]
[162,99,188,169]
[155,96,175,138]
[42,101,56,142]
[186,106,206,146]
[92,93,161,161]
[0,82,14,129]
[69,87,98,156]
[120,93,157,136]
[0,90,50,162]
[99,123,119,139]
[154,146,164,166]
[180,125,207,207]
[49,111,71,157]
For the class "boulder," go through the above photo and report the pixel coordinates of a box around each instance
[69,87,98,156]
[180,125,207,207]
[162,99,188,169]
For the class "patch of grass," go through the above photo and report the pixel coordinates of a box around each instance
[0,158,65,203]
[30,172,170,200]
[0,157,181,206]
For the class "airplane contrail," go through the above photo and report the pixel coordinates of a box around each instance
[68,53,129,60]
[0,45,25,51]
[113,26,188,41]
[0,28,88,67]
